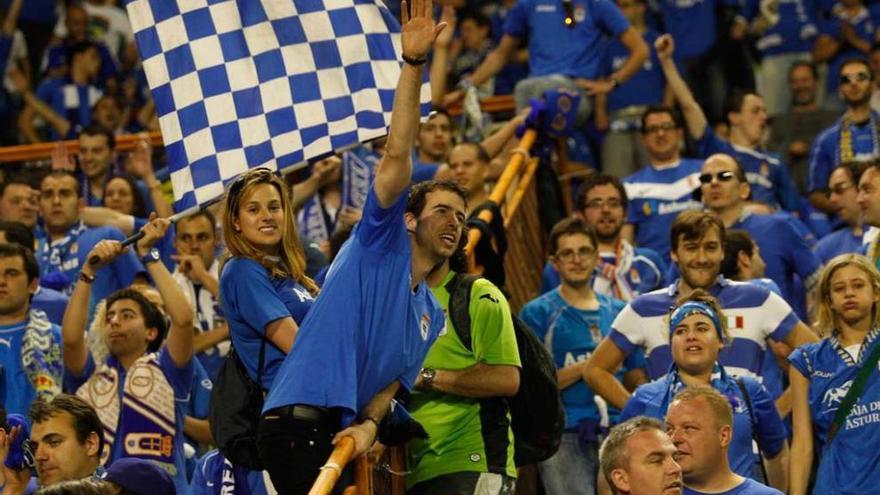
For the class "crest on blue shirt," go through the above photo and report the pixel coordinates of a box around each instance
[823,380,853,410]
[574,5,586,22]
[760,162,769,177]
[70,242,78,255]
[589,324,602,343]
[421,314,431,341]
[642,202,652,216]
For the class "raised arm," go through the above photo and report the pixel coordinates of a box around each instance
[373,0,447,207]
[135,214,195,366]
[64,240,126,375]
[2,0,22,36]
[129,140,174,219]
[654,34,707,139]
[429,6,456,107]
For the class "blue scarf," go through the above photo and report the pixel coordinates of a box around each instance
[21,309,63,403]
[37,221,88,293]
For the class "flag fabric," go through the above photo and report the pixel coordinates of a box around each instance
[125,0,432,211]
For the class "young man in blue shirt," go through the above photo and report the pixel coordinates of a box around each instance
[63,216,195,494]
[815,163,866,262]
[585,210,819,416]
[809,59,880,214]
[0,243,63,417]
[656,34,801,212]
[622,106,702,262]
[258,2,464,492]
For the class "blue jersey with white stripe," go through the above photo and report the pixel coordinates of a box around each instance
[789,328,880,494]
[808,114,880,193]
[609,278,799,388]
[695,128,801,211]
[624,160,703,261]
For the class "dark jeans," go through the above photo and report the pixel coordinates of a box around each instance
[257,406,351,495]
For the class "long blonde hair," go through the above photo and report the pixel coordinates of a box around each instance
[222,168,318,294]
[813,254,880,337]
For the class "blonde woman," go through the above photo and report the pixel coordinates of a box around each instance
[219,167,318,389]
[789,254,880,494]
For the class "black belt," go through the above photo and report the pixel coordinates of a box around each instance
[269,404,336,424]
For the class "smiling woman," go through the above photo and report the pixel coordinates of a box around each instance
[618,289,789,489]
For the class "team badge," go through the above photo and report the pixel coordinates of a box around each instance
[760,162,769,177]
[574,5,586,22]
[70,243,78,255]
[589,324,602,343]
[630,268,641,284]
[642,202,652,216]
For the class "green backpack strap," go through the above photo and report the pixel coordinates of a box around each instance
[444,272,478,352]
[827,339,880,443]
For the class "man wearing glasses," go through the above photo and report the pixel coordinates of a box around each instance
[698,153,823,320]
[815,163,866,263]
[620,106,702,263]
[809,59,880,214]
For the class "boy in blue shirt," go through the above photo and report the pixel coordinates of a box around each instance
[258,2,466,492]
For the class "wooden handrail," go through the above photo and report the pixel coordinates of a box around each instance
[466,128,536,269]
[446,94,515,117]
[309,436,355,495]
[0,131,164,163]
[503,157,540,228]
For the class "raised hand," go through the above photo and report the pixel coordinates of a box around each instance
[50,142,75,171]
[401,0,448,61]
[135,212,171,257]
[172,253,209,283]
[128,137,155,181]
[85,240,126,274]
[655,34,674,62]
[435,5,457,48]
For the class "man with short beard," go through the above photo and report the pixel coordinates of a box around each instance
[767,62,838,193]
[810,58,880,214]
[584,210,819,415]
[541,173,666,301]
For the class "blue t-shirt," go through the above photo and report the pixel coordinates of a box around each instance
[695,128,800,211]
[821,8,876,94]
[814,227,864,263]
[263,188,446,426]
[220,257,315,389]
[624,160,703,261]
[599,30,665,112]
[65,350,194,495]
[788,328,880,494]
[190,450,268,495]
[808,114,880,193]
[684,478,784,495]
[30,287,69,326]
[621,368,786,479]
[744,0,817,56]
[504,0,629,79]
[733,212,822,321]
[520,290,642,428]
[36,223,144,304]
[0,319,62,416]
[538,242,666,300]
[610,279,798,393]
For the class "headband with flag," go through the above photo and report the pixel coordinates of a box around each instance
[125,0,432,212]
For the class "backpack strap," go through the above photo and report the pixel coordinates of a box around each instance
[735,377,769,483]
[445,272,479,352]
[827,338,880,443]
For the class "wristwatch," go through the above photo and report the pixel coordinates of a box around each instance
[609,77,620,90]
[140,248,161,265]
[420,367,436,390]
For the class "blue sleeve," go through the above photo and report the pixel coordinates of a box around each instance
[619,386,648,422]
[35,79,56,103]
[774,159,802,211]
[159,347,194,401]
[623,347,645,371]
[594,0,630,37]
[694,127,732,158]
[63,352,96,393]
[608,329,637,356]
[188,360,213,419]
[354,188,409,253]
[411,163,439,183]
[503,0,529,38]
[768,310,799,343]
[189,455,209,495]
[747,379,787,457]
[820,18,840,37]
[787,346,812,378]
[598,38,613,78]
[808,130,835,192]
[784,221,823,285]
[519,301,549,342]
[222,259,291,334]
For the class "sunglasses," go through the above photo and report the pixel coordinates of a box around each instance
[698,171,737,184]
[839,72,871,85]
[643,121,677,134]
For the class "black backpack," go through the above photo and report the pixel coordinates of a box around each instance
[445,273,564,466]
[209,340,266,470]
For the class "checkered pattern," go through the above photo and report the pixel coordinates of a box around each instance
[125,0,432,211]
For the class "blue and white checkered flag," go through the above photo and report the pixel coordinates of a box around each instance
[125,0,432,211]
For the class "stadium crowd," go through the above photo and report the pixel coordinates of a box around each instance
[2,0,880,494]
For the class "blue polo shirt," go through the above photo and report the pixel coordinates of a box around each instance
[695,128,801,211]
[220,257,315,389]
[263,188,446,426]
[624,160,703,261]
[599,30,665,112]
[621,367,786,480]
[504,0,629,79]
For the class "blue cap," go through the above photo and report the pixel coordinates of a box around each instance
[102,458,174,495]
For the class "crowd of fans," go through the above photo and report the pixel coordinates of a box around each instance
[2,0,880,494]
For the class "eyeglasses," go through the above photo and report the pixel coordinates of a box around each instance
[555,246,595,262]
[643,122,677,135]
[698,171,737,184]
[585,199,623,210]
[839,72,871,85]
